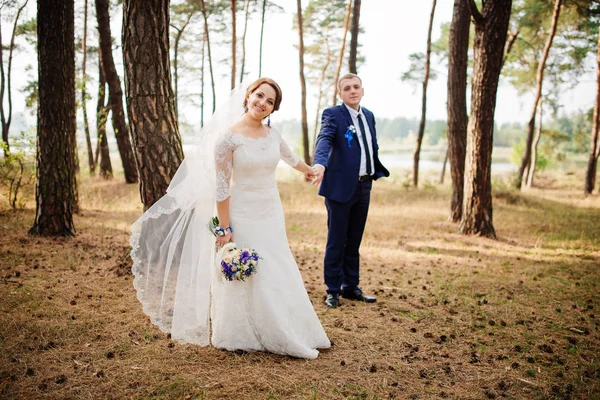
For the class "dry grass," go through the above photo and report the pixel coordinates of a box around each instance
[0,170,599,400]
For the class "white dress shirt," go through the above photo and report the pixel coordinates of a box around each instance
[344,104,375,177]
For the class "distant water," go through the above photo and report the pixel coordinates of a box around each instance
[378,153,517,174]
[180,141,517,174]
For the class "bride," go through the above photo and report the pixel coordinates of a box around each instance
[130,78,331,359]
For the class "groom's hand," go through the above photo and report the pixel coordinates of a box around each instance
[311,165,325,186]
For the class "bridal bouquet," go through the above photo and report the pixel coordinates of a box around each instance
[219,243,260,282]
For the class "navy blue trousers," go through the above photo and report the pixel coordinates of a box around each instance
[323,179,372,294]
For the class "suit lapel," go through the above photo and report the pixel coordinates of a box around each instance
[339,104,353,129]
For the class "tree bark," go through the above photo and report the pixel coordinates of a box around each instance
[96,54,112,179]
[526,97,542,187]
[296,0,310,165]
[460,0,512,239]
[0,0,28,156]
[259,0,266,76]
[440,147,449,185]
[123,0,184,210]
[313,49,332,151]
[95,0,138,183]
[584,29,600,194]
[502,28,519,67]
[413,0,437,188]
[200,0,216,113]
[239,0,250,83]
[348,0,361,74]
[332,0,353,105]
[516,0,562,190]
[231,0,236,90]
[81,0,94,174]
[30,0,77,237]
[200,36,205,127]
[447,0,470,222]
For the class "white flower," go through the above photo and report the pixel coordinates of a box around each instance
[222,242,237,253]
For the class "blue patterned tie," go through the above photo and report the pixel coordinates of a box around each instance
[357,113,372,176]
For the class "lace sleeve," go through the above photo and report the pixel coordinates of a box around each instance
[276,129,300,167]
[214,133,235,202]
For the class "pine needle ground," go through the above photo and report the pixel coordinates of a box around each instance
[1,169,599,400]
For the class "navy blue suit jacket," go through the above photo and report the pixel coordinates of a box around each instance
[313,104,389,202]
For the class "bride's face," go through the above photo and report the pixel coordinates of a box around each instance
[246,84,276,120]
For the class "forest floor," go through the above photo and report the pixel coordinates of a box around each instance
[0,169,599,400]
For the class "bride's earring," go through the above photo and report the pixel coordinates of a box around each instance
[267,115,271,127]
[244,100,248,113]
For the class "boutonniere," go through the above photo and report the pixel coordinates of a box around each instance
[344,125,356,149]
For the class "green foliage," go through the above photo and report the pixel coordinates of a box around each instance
[400,52,438,88]
[300,0,363,109]
[377,117,446,145]
[22,78,37,114]
[494,122,526,147]
[503,0,599,97]
[16,17,36,46]
[0,131,35,210]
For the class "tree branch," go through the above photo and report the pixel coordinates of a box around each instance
[467,0,484,25]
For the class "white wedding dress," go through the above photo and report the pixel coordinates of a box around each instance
[210,129,330,358]
[130,116,330,359]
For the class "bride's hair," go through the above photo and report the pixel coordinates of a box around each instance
[243,77,283,112]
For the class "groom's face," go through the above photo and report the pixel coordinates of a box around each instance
[339,77,364,110]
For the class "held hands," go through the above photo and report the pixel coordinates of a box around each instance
[304,168,316,181]
[311,165,325,186]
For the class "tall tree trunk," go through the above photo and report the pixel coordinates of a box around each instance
[348,0,361,74]
[516,0,562,190]
[231,0,236,90]
[30,0,77,237]
[201,36,205,127]
[440,147,449,185]
[0,0,28,156]
[259,0,266,76]
[95,0,138,183]
[332,0,353,105]
[584,30,600,194]
[171,12,193,123]
[296,0,310,165]
[502,29,519,67]
[96,55,112,179]
[200,0,216,113]
[459,0,512,239]
[413,0,437,188]
[123,0,184,210]
[81,0,94,174]
[526,98,543,188]
[313,50,332,152]
[239,0,250,83]
[447,0,470,222]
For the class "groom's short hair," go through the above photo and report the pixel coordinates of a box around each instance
[338,73,362,90]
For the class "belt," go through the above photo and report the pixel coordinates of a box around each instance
[358,175,372,182]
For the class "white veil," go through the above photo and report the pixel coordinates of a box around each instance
[129,83,249,345]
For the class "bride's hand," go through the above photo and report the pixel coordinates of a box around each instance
[216,231,233,247]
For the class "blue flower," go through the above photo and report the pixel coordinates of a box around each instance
[344,125,356,149]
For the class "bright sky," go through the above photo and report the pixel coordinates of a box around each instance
[3,0,597,130]
[204,0,596,126]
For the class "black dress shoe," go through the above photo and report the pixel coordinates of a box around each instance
[341,288,376,303]
[325,293,340,308]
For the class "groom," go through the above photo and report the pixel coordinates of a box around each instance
[312,73,389,308]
